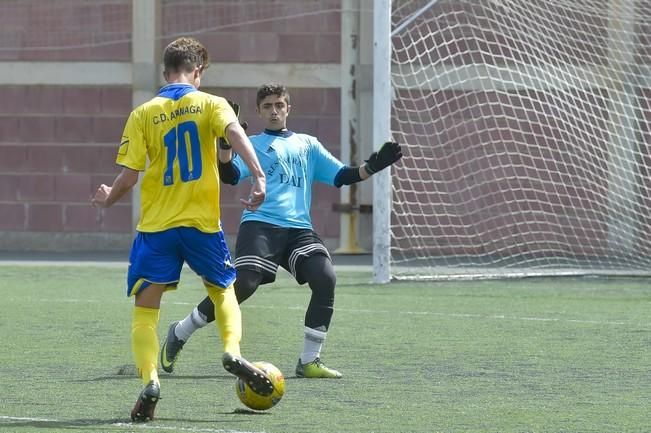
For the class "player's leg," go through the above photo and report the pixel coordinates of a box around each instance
[130,284,165,422]
[294,254,342,378]
[205,281,273,395]
[203,281,241,355]
[127,230,183,422]
[179,227,274,395]
[170,268,262,344]
[161,222,280,373]
[173,296,214,340]
[132,285,166,386]
[284,230,342,378]
[160,227,233,372]
[159,295,214,373]
[223,221,282,384]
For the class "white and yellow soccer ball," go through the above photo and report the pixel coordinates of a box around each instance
[235,361,285,411]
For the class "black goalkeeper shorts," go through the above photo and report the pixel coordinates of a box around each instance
[233,220,331,285]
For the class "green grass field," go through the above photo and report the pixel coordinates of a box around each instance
[1,262,649,433]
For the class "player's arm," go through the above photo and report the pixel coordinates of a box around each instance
[218,140,240,185]
[334,141,402,187]
[91,166,139,208]
[224,122,266,210]
[218,99,247,185]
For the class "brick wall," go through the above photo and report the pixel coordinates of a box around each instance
[0,1,343,252]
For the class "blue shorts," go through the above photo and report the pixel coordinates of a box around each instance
[126,227,236,297]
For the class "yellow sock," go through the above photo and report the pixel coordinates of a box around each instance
[206,284,242,356]
[132,306,160,385]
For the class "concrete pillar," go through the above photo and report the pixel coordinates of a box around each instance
[130,0,160,231]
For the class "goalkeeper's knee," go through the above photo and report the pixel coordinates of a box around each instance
[233,269,263,303]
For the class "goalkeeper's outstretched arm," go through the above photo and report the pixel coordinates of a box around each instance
[334,141,402,187]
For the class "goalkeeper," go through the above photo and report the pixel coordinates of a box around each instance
[161,83,402,378]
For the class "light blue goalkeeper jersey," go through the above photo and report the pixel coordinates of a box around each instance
[232,129,344,229]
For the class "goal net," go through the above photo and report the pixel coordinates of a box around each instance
[0,0,341,54]
[388,0,651,279]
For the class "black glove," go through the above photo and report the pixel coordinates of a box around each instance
[219,99,248,150]
[364,141,402,174]
[227,99,249,131]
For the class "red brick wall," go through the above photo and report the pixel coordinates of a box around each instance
[0,86,132,235]
[0,0,131,61]
[0,1,342,251]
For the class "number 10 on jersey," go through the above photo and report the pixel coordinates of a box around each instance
[163,121,203,185]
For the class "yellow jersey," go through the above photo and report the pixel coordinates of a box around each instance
[116,83,237,233]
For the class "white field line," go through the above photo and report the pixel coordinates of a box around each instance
[0,260,128,267]
[0,416,264,433]
[11,297,643,328]
[110,422,265,433]
[0,415,56,422]
[251,305,634,327]
[0,261,372,275]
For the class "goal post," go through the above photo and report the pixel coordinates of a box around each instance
[375,0,651,281]
[372,0,393,283]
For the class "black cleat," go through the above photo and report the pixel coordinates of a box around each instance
[160,321,185,373]
[222,352,274,396]
[130,381,160,422]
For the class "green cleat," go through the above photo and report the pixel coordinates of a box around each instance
[295,357,342,378]
[160,321,185,373]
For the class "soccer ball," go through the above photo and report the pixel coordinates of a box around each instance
[235,361,285,410]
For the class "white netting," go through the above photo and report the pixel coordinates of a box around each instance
[389,0,651,279]
[0,0,132,53]
[0,0,341,52]
[161,0,342,38]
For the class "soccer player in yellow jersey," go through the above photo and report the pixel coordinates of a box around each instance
[91,37,272,423]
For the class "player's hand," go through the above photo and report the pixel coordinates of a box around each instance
[227,99,241,117]
[227,99,248,131]
[365,141,402,174]
[91,184,112,208]
[221,100,248,150]
[240,176,266,211]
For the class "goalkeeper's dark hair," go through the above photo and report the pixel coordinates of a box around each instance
[163,37,209,74]
[256,83,290,107]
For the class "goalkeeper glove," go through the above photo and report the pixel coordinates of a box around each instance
[364,141,402,175]
[219,99,248,150]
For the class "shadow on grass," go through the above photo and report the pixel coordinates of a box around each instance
[72,364,305,382]
[69,364,226,382]
[71,374,223,382]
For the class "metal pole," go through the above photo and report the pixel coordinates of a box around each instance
[336,0,366,254]
[372,0,392,283]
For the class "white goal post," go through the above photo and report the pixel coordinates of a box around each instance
[373,0,651,281]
